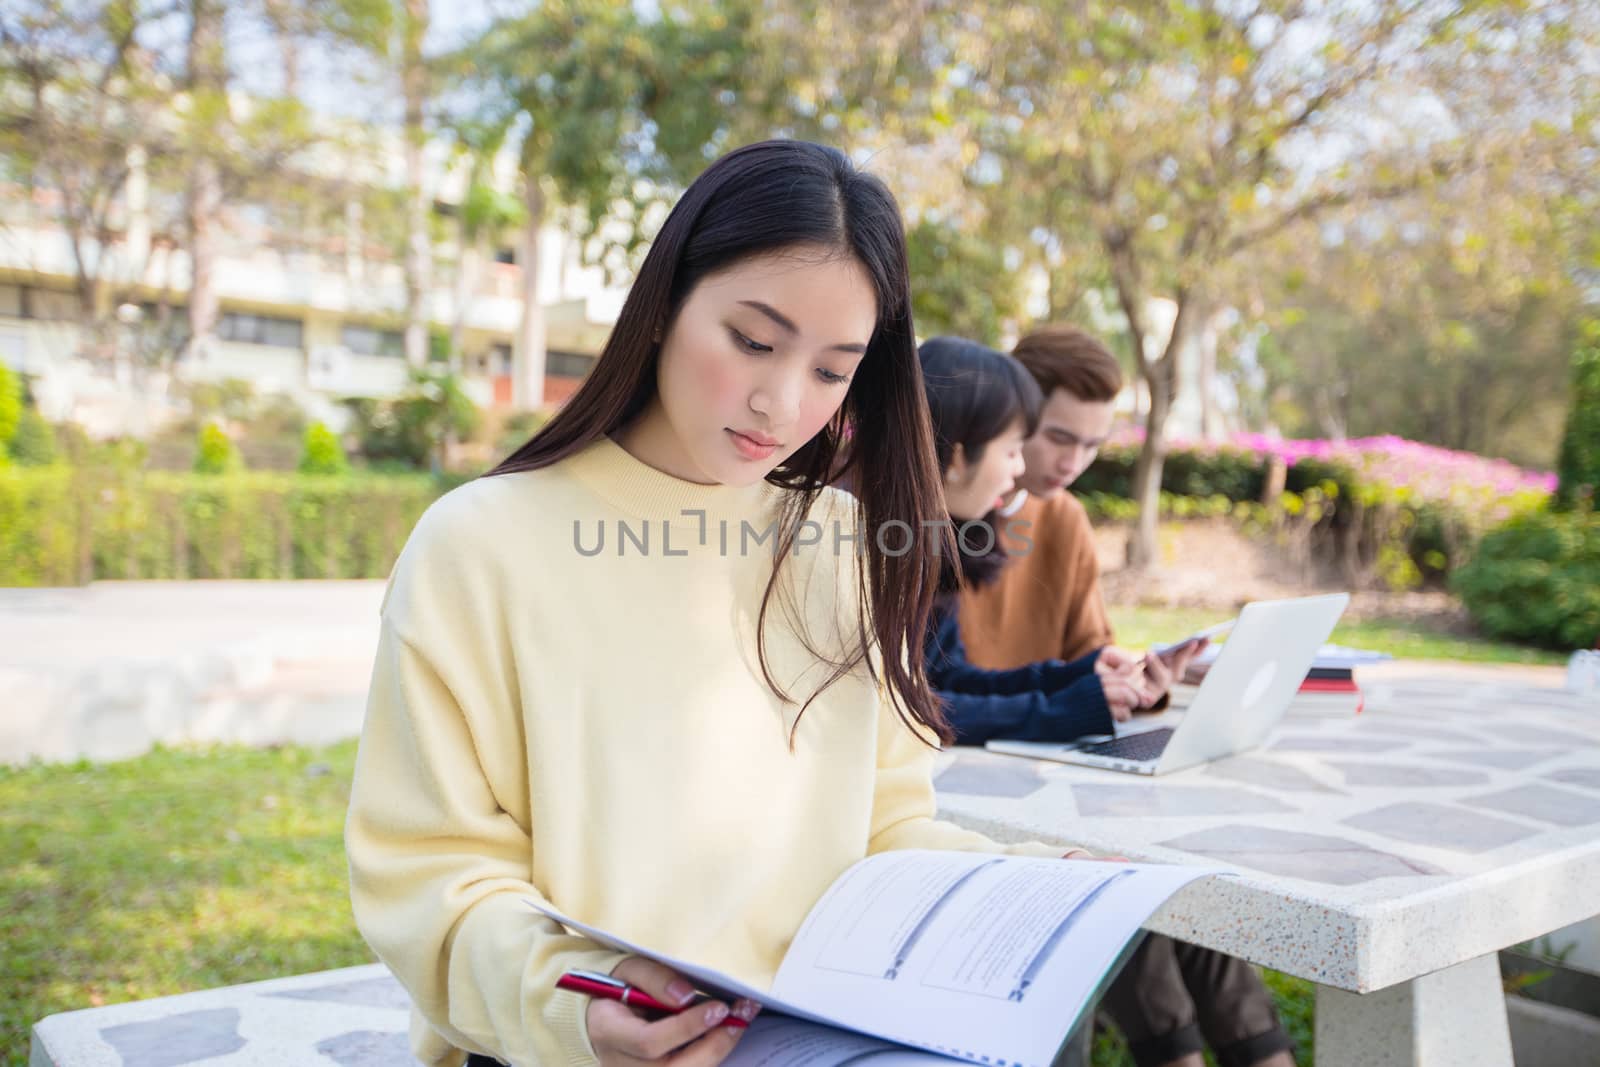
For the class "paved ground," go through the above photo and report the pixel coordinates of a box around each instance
[0,581,386,764]
[0,581,1575,766]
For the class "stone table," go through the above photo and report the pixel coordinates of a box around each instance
[933,671,1600,1066]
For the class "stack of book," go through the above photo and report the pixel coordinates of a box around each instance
[1296,645,1391,713]
[1182,643,1389,714]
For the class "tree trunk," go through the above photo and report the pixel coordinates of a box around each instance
[344,197,364,281]
[184,0,226,366]
[514,177,546,410]
[1127,361,1172,569]
[262,0,300,97]
[1123,293,1199,570]
[1314,386,1347,441]
[401,0,431,369]
[1198,314,1219,440]
[449,215,483,375]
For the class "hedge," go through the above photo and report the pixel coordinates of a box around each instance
[0,468,454,586]
[1074,445,1547,590]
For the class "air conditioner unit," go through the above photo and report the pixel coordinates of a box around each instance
[307,344,352,390]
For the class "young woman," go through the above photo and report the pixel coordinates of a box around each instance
[918,336,1161,745]
[344,142,1088,1067]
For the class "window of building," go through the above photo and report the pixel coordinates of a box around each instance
[27,288,80,321]
[341,323,405,358]
[547,349,596,379]
[490,343,512,376]
[219,311,304,348]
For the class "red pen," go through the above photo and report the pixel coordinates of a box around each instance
[555,969,750,1028]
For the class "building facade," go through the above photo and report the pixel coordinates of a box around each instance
[0,125,622,437]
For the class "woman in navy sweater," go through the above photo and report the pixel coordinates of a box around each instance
[918,336,1159,745]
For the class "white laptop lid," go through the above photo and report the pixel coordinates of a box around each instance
[1153,593,1349,773]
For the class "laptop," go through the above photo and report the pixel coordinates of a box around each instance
[985,593,1350,776]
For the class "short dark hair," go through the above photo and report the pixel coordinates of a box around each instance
[918,336,1044,474]
[1011,324,1123,403]
[918,336,1044,594]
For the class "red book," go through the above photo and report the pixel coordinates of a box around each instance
[1298,677,1360,694]
[1294,677,1364,713]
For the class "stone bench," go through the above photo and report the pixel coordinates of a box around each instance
[29,964,422,1067]
[29,957,1599,1066]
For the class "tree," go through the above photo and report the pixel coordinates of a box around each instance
[183,0,226,363]
[442,126,525,371]
[399,0,430,368]
[1250,221,1583,466]
[933,0,1595,567]
[454,0,762,409]
[0,1,181,361]
[905,218,1026,345]
[178,0,385,367]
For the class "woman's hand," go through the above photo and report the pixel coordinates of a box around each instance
[1096,647,1162,718]
[1140,638,1208,705]
[587,957,760,1066]
[1101,676,1149,722]
[1062,848,1130,862]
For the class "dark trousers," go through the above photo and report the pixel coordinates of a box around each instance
[1100,934,1294,1067]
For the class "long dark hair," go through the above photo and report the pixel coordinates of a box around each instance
[918,336,1044,598]
[492,141,954,744]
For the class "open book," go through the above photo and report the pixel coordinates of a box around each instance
[528,849,1217,1067]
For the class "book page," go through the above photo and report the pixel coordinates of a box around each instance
[527,851,1214,1067]
[726,1015,956,1067]
[768,851,1214,1067]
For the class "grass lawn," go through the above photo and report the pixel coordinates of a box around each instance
[1,739,1320,1066]
[1109,605,1567,667]
[0,742,373,1067]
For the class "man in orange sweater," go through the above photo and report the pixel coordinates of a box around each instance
[958,324,1295,1067]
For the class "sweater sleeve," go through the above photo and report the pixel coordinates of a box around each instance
[346,619,627,1067]
[927,607,1097,696]
[937,673,1115,746]
[926,610,1113,744]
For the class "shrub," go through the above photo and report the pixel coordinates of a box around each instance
[494,408,553,459]
[194,423,243,475]
[0,360,20,461]
[1073,436,1553,590]
[7,407,58,467]
[1453,508,1600,650]
[345,368,480,471]
[1556,321,1600,508]
[298,422,350,476]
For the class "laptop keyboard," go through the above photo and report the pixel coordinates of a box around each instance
[1080,727,1175,762]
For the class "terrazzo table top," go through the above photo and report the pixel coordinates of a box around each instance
[933,671,1600,993]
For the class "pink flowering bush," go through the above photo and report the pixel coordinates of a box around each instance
[1078,431,1555,589]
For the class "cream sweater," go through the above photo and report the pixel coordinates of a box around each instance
[345,435,1073,1066]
